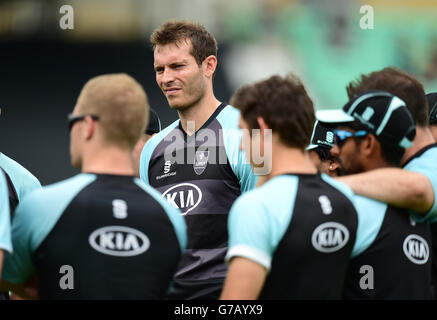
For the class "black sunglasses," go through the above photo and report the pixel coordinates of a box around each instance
[67,114,99,131]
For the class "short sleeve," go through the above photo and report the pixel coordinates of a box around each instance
[226,194,274,271]
[404,149,437,223]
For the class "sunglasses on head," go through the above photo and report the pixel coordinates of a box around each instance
[333,129,368,148]
[67,113,99,131]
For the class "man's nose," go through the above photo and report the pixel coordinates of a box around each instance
[161,68,175,84]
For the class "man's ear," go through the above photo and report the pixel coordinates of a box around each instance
[83,115,96,141]
[202,55,217,78]
[361,134,378,157]
[256,117,270,133]
[329,159,339,171]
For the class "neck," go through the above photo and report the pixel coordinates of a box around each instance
[81,144,135,176]
[401,126,435,165]
[178,90,221,134]
[267,143,317,180]
[430,125,437,143]
[363,157,391,172]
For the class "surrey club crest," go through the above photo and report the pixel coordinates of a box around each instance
[194,150,209,175]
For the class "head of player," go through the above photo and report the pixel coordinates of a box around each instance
[132,108,161,177]
[345,67,431,165]
[307,121,344,176]
[317,91,416,175]
[427,92,437,141]
[231,73,316,180]
[69,73,149,174]
[150,20,220,132]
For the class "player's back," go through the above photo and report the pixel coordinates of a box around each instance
[260,174,358,299]
[4,173,186,299]
[228,173,358,299]
[344,195,432,299]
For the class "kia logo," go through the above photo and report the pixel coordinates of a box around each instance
[403,234,429,265]
[89,226,150,257]
[312,222,350,253]
[162,183,202,215]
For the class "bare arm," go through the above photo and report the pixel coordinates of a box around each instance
[336,168,434,214]
[220,257,267,300]
[0,272,38,300]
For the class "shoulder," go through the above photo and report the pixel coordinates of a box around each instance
[0,153,41,195]
[320,173,355,203]
[145,119,180,151]
[18,174,96,212]
[12,174,97,250]
[232,175,299,217]
[0,169,6,189]
[353,194,387,213]
[215,104,240,130]
[140,119,181,182]
[405,145,437,169]
[403,145,437,187]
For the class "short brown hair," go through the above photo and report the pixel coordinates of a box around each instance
[77,73,149,150]
[346,67,429,126]
[150,20,218,66]
[231,74,315,149]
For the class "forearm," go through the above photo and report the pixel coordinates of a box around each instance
[336,168,434,214]
[220,257,266,300]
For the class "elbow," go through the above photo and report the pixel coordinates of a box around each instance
[408,181,433,214]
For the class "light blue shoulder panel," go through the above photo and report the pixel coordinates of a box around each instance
[216,105,258,192]
[139,120,179,184]
[404,147,437,223]
[2,174,96,283]
[226,175,299,271]
[0,153,41,201]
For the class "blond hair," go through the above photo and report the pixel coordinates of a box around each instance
[77,73,149,149]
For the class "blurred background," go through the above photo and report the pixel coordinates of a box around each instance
[1,0,437,185]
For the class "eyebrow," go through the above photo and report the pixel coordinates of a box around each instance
[154,59,189,69]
